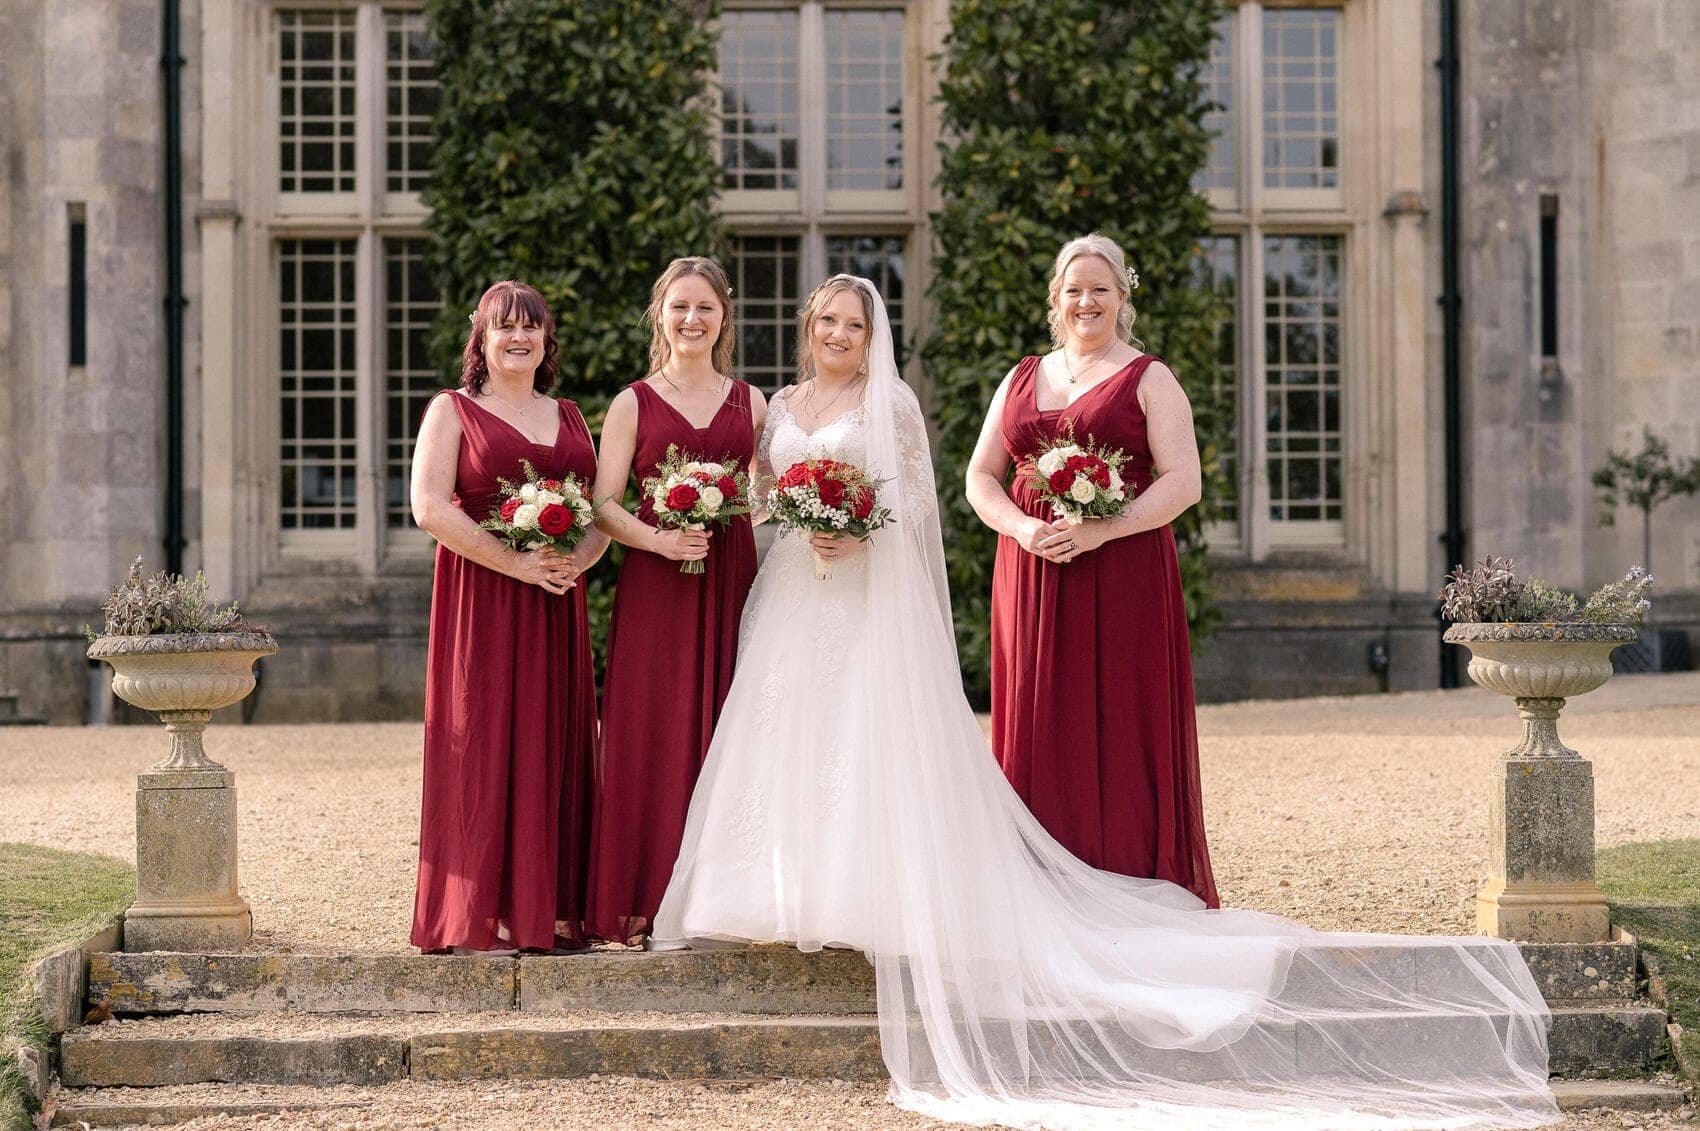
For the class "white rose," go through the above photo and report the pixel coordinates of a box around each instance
[518,483,538,502]
[1108,468,1123,491]
[1036,451,1064,477]
[1110,486,1126,502]
[512,503,541,529]
[1056,444,1083,460]
[1069,476,1096,504]
[699,485,725,515]
[538,490,564,508]
[682,461,713,476]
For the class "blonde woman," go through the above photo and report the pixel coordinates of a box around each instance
[964,232,1218,904]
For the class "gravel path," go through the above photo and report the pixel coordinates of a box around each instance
[51,1077,1699,1131]
[4,674,1695,951]
[8,675,1699,1129]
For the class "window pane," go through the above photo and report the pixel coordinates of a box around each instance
[730,235,800,391]
[1193,236,1240,523]
[1263,235,1343,523]
[825,10,904,191]
[385,238,438,528]
[1193,16,1235,194]
[280,240,359,529]
[825,234,906,370]
[1262,9,1340,190]
[278,10,356,193]
[720,10,801,191]
[385,11,438,193]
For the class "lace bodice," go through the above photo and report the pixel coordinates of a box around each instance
[761,390,870,472]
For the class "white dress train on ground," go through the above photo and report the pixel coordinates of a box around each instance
[652,279,1559,1131]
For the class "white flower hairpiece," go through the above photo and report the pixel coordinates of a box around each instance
[1125,266,1140,291]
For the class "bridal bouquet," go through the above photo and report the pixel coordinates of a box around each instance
[480,460,595,552]
[642,445,754,574]
[1028,434,1131,526]
[769,458,893,579]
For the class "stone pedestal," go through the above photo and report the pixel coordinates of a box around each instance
[1477,755,1610,942]
[126,768,251,951]
[1444,622,1635,945]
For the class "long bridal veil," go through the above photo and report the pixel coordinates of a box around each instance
[847,278,1557,1129]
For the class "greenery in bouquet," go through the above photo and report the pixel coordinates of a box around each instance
[1439,557,1652,626]
[89,558,266,640]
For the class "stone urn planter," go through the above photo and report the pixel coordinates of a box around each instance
[87,632,276,770]
[87,631,276,951]
[1443,621,1638,943]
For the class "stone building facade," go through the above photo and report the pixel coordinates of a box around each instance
[2,0,1695,723]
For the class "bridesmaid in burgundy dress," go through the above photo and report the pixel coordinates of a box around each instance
[965,234,1219,907]
[585,257,763,944]
[409,280,609,953]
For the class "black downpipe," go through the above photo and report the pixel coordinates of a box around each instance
[1436,0,1465,689]
[162,0,187,574]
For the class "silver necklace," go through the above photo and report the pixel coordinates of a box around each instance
[1061,345,1115,386]
[485,388,541,416]
[802,373,866,424]
[658,367,727,399]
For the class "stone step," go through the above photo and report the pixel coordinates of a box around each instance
[88,947,876,1017]
[58,1012,884,1088]
[51,1094,369,1128]
[57,1001,1666,1089]
[1550,1078,1692,1112]
[87,939,1629,1018]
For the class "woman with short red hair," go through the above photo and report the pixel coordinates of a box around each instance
[409,280,607,954]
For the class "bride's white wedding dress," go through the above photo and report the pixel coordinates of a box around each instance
[653,280,1558,1130]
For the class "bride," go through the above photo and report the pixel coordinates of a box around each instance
[653,276,1558,1130]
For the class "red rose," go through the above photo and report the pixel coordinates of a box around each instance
[665,483,700,512]
[1090,463,1111,489]
[851,489,875,520]
[805,464,828,487]
[1047,469,1074,495]
[537,504,571,536]
[690,470,713,485]
[779,464,808,488]
[717,475,739,498]
[499,497,522,522]
[818,478,847,508]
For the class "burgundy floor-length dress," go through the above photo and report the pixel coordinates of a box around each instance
[585,380,758,943]
[411,392,599,952]
[991,354,1219,907]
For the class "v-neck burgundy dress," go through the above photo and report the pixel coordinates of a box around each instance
[585,379,759,943]
[411,392,599,952]
[991,355,1219,907]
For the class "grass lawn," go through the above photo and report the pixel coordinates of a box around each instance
[0,842,133,1130]
[1598,838,1700,1082]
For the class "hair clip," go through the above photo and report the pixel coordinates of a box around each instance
[726,284,735,297]
[1125,267,1140,291]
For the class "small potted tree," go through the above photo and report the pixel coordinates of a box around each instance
[85,559,275,950]
[1593,427,1698,672]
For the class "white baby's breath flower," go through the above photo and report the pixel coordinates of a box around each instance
[512,503,541,529]
[1069,477,1096,504]
[1036,451,1064,477]
[518,483,538,503]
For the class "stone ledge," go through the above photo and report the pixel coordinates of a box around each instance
[89,952,517,1015]
[1444,622,1640,644]
[1550,1079,1690,1111]
[407,1019,886,1083]
[60,1034,407,1087]
[520,948,874,1015]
